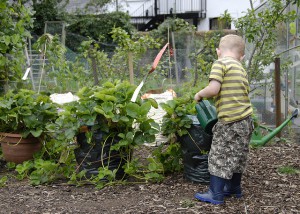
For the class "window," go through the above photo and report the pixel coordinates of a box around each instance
[209,17,231,30]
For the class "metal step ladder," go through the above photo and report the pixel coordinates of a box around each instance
[27,50,57,92]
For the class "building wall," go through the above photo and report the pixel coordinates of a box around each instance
[121,0,144,14]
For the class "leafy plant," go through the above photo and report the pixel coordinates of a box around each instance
[151,95,200,174]
[191,31,225,87]
[160,96,197,143]
[110,27,161,83]
[54,80,159,139]
[30,0,68,36]
[32,33,75,93]
[15,158,66,185]
[152,142,182,174]
[37,80,161,187]
[0,176,8,187]
[0,89,58,138]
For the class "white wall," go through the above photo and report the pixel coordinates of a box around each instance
[198,0,251,31]
[252,0,266,9]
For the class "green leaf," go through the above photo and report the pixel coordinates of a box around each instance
[145,172,163,181]
[0,176,8,187]
[102,81,115,88]
[120,116,129,122]
[160,103,174,115]
[94,106,105,115]
[126,132,134,140]
[3,36,10,46]
[126,102,139,118]
[112,114,120,122]
[102,102,113,113]
[110,139,129,150]
[166,100,177,109]
[30,129,43,137]
[146,98,158,108]
[148,162,158,171]
[118,133,125,139]
[290,22,296,35]
[64,128,77,140]
[45,123,56,132]
[150,121,160,131]
[140,101,151,116]
[94,93,117,102]
[11,34,21,44]
[139,121,151,132]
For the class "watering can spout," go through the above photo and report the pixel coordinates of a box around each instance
[251,108,299,147]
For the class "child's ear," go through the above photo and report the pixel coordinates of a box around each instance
[216,48,221,57]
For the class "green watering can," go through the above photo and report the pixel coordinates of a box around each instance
[195,100,218,135]
[195,100,299,146]
[251,108,298,147]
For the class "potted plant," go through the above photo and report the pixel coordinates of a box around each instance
[0,89,58,164]
[158,95,213,184]
[52,80,160,184]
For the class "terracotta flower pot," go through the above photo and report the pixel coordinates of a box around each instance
[0,132,42,164]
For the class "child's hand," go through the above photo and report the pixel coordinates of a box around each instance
[194,92,202,102]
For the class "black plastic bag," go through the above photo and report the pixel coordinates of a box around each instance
[178,124,212,184]
[74,128,127,180]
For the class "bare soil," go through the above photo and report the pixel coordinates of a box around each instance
[0,141,299,214]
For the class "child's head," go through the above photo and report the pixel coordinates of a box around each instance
[216,34,245,60]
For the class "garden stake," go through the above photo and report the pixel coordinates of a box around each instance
[131,43,169,102]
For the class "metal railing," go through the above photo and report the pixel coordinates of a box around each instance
[130,0,206,17]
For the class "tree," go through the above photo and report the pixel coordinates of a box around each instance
[235,0,298,83]
[0,1,33,93]
[66,11,135,52]
[83,0,113,13]
[29,0,69,36]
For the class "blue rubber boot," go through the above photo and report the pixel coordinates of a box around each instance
[194,175,226,205]
[223,173,242,198]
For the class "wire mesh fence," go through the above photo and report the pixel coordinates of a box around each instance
[2,29,300,128]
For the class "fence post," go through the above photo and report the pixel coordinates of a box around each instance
[128,52,134,84]
[171,32,179,84]
[274,57,281,138]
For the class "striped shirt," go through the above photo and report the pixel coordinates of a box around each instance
[209,56,253,123]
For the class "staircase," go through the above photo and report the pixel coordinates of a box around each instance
[130,0,207,31]
[27,50,56,92]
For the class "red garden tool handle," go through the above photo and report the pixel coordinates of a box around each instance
[131,43,169,102]
[149,43,169,74]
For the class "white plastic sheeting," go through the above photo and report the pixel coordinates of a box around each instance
[50,92,79,105]
[142,89,176,146]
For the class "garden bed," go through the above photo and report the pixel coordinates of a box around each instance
[0,141,299,213]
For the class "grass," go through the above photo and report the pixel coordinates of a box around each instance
[277,166,300,175]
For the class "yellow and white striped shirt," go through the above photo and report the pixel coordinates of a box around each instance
[209,56,253,123]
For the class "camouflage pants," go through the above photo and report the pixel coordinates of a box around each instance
[208,116,254,179]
